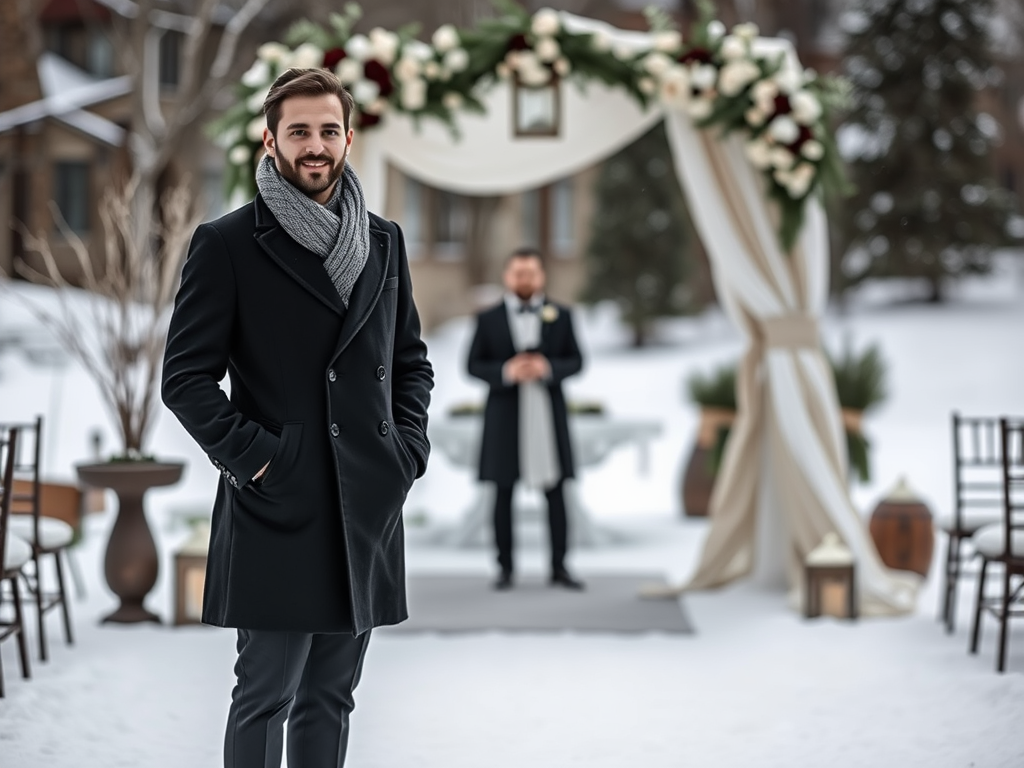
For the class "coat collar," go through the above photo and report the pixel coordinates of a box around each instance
[253,195,391,351]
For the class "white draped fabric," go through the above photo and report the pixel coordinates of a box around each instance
[349,14,919,616]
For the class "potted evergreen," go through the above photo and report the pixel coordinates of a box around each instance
[680,342,888,516]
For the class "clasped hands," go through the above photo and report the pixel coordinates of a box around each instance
[504,352,551,384]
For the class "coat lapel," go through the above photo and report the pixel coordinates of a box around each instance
[494,304,518,356]
[253,196,346,316]
[330,226,390,361]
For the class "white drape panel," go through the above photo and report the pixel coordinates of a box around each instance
[355,79,661,213]
[663,110,919,615]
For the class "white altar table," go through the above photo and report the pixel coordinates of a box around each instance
[427,414,662,547]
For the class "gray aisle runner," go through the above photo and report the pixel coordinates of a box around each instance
[381,574,693,634]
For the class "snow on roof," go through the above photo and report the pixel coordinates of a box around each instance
[38,52,99,99]
[0,54,130,143]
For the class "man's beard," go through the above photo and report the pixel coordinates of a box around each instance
[514,288,538,301]
[276,150,346,199]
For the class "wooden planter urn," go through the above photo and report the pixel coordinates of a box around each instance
[76,460,185,624]
[680,407,735,517]
[868,476,935,578]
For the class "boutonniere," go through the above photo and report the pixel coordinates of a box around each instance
[540,304,559,323]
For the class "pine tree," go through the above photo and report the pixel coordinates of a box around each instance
[837,0,1020,302]
[582,122,693,347]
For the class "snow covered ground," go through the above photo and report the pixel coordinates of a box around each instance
[1,256,1023,767]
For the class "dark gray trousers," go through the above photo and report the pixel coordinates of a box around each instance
[224,628,371,768]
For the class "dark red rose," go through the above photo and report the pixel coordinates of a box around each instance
[363,59,394,98]
[506,33,530,52]
[788,125,814,152]
[358,111,382,129]
[679,47,713,65]
[773,94,791,115]
[323,48,346,70]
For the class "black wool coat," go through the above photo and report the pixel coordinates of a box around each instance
[161,196,433,634]
[466,301,583,488]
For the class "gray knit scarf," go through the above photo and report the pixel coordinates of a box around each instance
[255,153,370,307]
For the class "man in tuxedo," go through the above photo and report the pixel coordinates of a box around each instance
[467,247,584,590]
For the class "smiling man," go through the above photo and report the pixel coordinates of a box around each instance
[162,68,433,768]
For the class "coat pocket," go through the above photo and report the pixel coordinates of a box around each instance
[239,422,308,529]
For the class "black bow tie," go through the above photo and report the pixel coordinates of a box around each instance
[517,303,540,314]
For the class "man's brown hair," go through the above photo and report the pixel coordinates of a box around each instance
[262,68,355,135]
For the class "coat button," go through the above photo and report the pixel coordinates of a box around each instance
[328,369,337,382]
[376,366,386,381]
[330,423,340,437]
[378,421,389,437]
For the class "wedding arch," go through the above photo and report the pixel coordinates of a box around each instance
[218,3,919,615]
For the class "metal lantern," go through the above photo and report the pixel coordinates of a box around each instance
[173,520,211,626]
[804,533,858,620]
[513,75,561,138]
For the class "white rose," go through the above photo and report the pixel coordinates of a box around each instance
[531,8,561,38]
[745,139,773,170]
[444,47,470,72]
[393,57,421,83]
[535,37,561,64]
[801,139,825,160]
[689,63,718,92]
[658,67,691,109]
[246,116,266,143]
[706,20,726,41]
[781,162,815,197]
[752,78,779,113]
[437,65,452,82]
[400,79,427,111]
[241,59,270,88]
[369,28,399,66]
[773,66,804,95]
[352,79,381,105]
[745,107,766,127]
[246,86,270,113]
[367,97,389,115]
[769,145,795,171]
[720,35,747,62]
[653,30,682,53]
[345,35,372,62]
[424,61,441,80]
[718,59,760,97]
[403,40,434,62]
[732,22,759,41]
[257,42,289,65]
[554,57,571,77]
[443,92,463,110]
[496,62,512,80]
[790,90,823,125]
[638,76,657,95]
[688,97,713,120]
[768,114,800,144]
[229,144,251,166]
[519,61,551,88]
[591,31,612,52]
[612,43,635,62]
[643,52,673,77]
[289,42,323,69]
[336,58,363,85]
[432,24,460,53]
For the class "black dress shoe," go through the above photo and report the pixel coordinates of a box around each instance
[493,571,513,590]
[550,569,585,590]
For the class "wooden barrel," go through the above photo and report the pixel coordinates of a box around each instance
[868,478,935,577]
[680,408,734,517]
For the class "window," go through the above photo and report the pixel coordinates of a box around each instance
[434,189,468,253]
[521,188,541,247]
[403,176,425,247]
[551,178,575,253]
[159,31,181,87]
[53,161,91,233]
[87,31,115,77]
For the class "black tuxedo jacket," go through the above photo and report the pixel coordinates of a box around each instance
[162,195,433,634]
[466,300,582,487]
